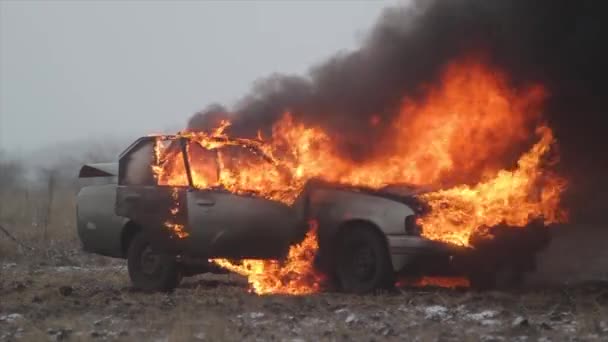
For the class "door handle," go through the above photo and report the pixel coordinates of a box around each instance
[196,198,215,206]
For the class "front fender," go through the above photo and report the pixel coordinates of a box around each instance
[307,187,416,271]
[309,188,415,237]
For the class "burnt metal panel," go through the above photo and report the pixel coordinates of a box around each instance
[79,163,118,178]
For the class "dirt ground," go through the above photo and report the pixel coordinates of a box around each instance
[1,225,607,342]
[1,261,607,342]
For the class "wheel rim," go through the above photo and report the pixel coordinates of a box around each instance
[140,245,162,275]
[347,242,376,281]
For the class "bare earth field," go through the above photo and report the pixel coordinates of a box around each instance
[1,260,607,342]
[1,226,607,341]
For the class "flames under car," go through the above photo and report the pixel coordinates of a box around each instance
[77,135,551,293]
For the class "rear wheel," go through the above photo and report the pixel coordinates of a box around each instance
[335,225,394,294]
[127,231,181,291]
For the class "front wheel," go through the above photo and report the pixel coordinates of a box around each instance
[127,231,181,291]
[335,225,394,294]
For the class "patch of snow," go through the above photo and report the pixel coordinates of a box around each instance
[334,308,349,315]
[480,319,501,326]
[467,310,498,321]
[345,313,357,324]
[560,321,577,334]
[0,313,24,323]
[301,317,325,327]
[1,262,17,270]
[455,304,468,312]
[512,316,528,327]
[423,305,448,320]
[397,305,409,313]
[249,312,265,320]
[49,265,126,273]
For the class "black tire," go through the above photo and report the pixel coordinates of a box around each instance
[335,224,394,294]
[127,231,181,291]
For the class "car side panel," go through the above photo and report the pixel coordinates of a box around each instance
[115,185,188,253]
[77,184,128,258]
[186,190,297,259]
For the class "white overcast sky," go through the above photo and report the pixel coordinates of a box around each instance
[0,0,400,152]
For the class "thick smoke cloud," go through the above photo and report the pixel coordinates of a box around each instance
[188,0,608,221]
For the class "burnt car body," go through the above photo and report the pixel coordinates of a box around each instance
[77,136,550,292]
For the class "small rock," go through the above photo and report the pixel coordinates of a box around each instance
[540,322,552,330]
[31,296,42,303]
[512,316,529,327]
[549,312,564,322]
[193,332,206,340]
[47,328,72,341]
[90,330,106,338]
[59,286,73,296]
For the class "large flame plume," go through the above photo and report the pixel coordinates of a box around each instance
[151,59,567,294]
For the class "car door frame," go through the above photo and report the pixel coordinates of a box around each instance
[115,136,190,253]
[182,140,297,259]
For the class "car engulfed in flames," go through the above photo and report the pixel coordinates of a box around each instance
[146,59,566,294]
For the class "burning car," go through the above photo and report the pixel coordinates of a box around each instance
[77,130,552,294]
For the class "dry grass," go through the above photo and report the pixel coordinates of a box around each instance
[0,187,80,261]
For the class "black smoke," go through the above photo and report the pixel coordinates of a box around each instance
[188,0,608,221]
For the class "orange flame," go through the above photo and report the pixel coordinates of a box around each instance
[165,187,188,239]
[418,126,567,246]
[150,58,567,294]
[212,221,323,295]
[397,276,471,289]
